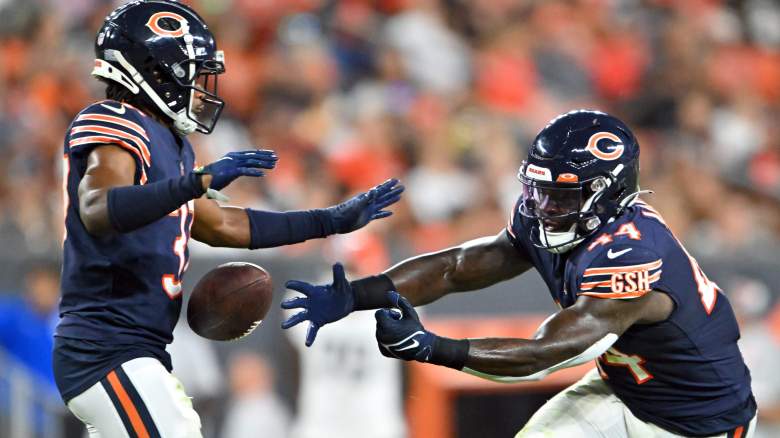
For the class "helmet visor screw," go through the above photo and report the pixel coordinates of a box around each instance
[585,217,601,231]
[591,178,606,192]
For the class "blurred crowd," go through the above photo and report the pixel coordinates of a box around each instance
[1,0,780,437]
[0,0,778,260]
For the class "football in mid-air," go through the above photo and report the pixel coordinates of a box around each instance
[187,262,273,341]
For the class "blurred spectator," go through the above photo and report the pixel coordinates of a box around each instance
[220,351,291,438]
[0,261,59,390]
[168,322,224,437]
[0,0,775,278]
[729,278,780,438]
[383,0,471,95]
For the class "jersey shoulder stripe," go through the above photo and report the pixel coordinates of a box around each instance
[68,135,149,184]
[69,124,151,166]
[577,242,663,300]
[67,101,153,183]
[75,113,149,141]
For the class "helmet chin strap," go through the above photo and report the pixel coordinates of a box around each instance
[106,49,197,135]
[541,188,655,253]
[538,178,608,254]
[538,222,584,254]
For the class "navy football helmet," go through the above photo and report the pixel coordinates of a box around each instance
[518,110,641,253]
[92,0,225,135]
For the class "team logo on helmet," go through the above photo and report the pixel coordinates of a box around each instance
[586,132,624,161]
[146,12,189,38]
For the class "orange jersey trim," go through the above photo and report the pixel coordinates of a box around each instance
[68,136,148,184]
[76,113,149,141]
[580,280,612,291]
[581,270,661,291]
[578,290,649,299]
[70,125,151,166]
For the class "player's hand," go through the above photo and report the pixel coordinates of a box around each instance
[281,263,356,347]
[324,178,404,234]
[194,149,278,192]
[375,291,437,362]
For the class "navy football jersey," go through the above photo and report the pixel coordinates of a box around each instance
[507,199,756,436]
[55,100,195,401]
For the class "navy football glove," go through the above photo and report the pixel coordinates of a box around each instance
[194,149,278,192]
[324,178,404,234]
[375,292,438,362]
[281,263,356,347]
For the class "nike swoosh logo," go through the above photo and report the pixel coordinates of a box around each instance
[384,330,425,352]
[396,339,420,351]
[607,248,633,259]
[100,103,126,115]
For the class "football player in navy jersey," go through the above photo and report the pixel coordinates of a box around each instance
[54,1,403,437]
[283,110,757,437]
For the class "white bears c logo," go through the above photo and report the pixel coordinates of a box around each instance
[146,12,189,38]
[586,132,624,161]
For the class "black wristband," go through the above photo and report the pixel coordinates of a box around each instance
[246,209,333,249]
[430,337,470,370]
[311,208,337,236]
[351,274,396,310]
[107,172,204,233]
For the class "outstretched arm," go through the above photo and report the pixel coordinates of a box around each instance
[375,290,674,376]
[281,230,532,346]
[78,147,275,236]
[385,231,532,306]
[192,178,403,248]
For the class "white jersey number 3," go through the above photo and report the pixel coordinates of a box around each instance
[162,200,194,299]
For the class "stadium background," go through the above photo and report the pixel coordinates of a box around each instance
[0,0,779,437]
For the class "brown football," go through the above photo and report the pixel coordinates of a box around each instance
[187,262,273,341]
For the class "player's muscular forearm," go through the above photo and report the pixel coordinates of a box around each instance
[464,305,617,377]
[463,292,673,378]
[191,199,250,247]
[384,231,531,305]
[280,231,531,347]
[193,179,403,249]
[79,147,277,237]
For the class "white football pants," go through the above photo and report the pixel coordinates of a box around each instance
[517,368,756,438]
[66,357,202,438]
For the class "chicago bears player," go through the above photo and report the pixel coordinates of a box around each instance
[54,1,403,437]
[282,110,757,437]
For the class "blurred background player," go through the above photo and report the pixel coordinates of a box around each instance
[283,111,757,437]
[0,261,59,392]
[283,231,406,438]
[167,323,224,436]
[53,1,402,437]
[220,351,291,438]
[0,261,62,437]
[728,278,780,438]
